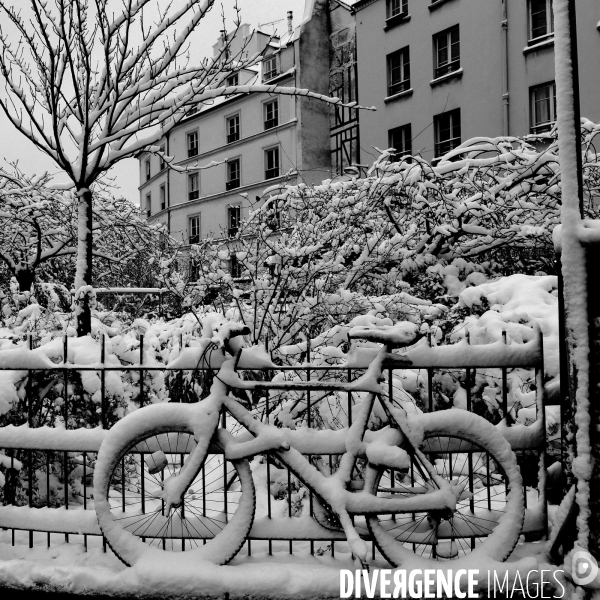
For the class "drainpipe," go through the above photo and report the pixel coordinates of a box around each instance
[287,11,293,34]
[501,0,510,136]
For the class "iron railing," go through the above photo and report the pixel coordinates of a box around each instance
[0,332,549,557]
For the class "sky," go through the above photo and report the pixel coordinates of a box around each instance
[0,0,307,204]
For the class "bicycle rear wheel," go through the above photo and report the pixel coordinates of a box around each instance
[366,409,524,564]
[94,403,255,566]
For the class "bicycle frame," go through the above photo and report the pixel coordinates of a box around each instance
[182,340,463,524]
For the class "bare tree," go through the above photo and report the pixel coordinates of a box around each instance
[0,0,364,334]
[0,167,178,291]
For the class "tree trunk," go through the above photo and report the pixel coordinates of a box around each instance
[15,269,35,293]
[74,188,93,336]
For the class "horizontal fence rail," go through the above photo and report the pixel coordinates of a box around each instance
[0,329,550,559]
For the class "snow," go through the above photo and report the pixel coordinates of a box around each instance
[553,0,593,557]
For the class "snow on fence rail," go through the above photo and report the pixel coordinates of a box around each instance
[0,331,549,558]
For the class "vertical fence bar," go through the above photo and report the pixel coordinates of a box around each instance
[139,334,145,407]
[101,334,107,429]
[46,452,51,548]
[306,337,314,556]
[266,392,272,556]
[83,452,88,551]
[502,331,509,423]
[27,334,33,548]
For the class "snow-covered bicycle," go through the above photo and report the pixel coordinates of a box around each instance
[93,320,524,567]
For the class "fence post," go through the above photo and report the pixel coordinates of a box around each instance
[101,334,107,429]
[139,334,145,407]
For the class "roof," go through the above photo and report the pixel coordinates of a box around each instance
[352,0,380,12]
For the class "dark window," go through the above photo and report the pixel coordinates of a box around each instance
[434,109,461,157]
[265,147,280,180]
[262,55,278,81]
[434,26,460,79]
[187,131,198,157]
[387,47,410,96]
[187,105,198,116]
[529,0,554,42]
[189,215,200,244]
[159,145,166,171]
[189,260,200,281]
[188,173,199,200]
[146,193,151,217]
[530,82,556,133]
[145,159,151,181]
[330,65,358,129]
[227,114,240,143]
[227,73,239,87]
[230,254,243,278]
[388,124,412,161]
[226,159,241,190]
[387,0,408,18]
[228,205,241,237]
[331,126,359,175]
[264,99,279,130]
[160,185,166,211]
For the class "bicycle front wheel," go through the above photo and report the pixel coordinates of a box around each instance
[94,403,255,566]
[366,409,524,565]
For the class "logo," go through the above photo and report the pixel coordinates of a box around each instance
[572,551,599,586]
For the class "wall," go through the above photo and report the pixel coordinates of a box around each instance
[355,0,600,164]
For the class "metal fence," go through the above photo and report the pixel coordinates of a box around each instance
[0,330,550,559]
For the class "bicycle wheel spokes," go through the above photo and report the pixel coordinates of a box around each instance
[107,432,244,551]
[371,433,510,560]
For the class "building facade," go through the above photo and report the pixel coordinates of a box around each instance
[353,0,600,163]
[138,2,331,246]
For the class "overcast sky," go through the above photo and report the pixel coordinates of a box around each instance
[0,0,307,204]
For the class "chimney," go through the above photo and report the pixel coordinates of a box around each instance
[287,11,293,34]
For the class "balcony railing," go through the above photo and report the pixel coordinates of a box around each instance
[262,69,278,82]
[227,132,240,144]
[226,179,240,191]
[388,79,410,96]
[228,227,239,238]
[434,136,461,158]
[189,234,200,244]
[264,118,278,130]
[189,190,199,201]
[188,147,198,158]
[265,168,279,180]
[434,60,460,79]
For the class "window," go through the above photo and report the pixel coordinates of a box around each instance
[226,159,241,190]
[160,184,166,211]
[264,99,279,130]
[230,254,243,278]
[227,73,239,87]
[228,205,241,237]
[189,260,200,281]
[434,109,461,157]
[159,145,166,171]
[145,159,151,181]
[188,172,199,200]
[530,82,556,133]
[265,147,280,180]
[388,124,412,161]
[145,193,151,217]
[387,0,408,18]
[187,131,198,158]
[387,47,410,96]
[262,55,278,81]
[433,26,460,79]
[529,0,553,42]
[227,114,240,143]
[189,215,200,245]
[187,105,198,117]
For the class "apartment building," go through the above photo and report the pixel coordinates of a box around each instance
[353,0,600,163]
[138,2,330,246]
